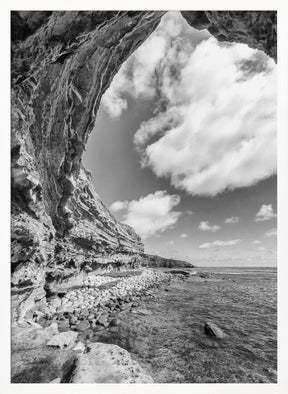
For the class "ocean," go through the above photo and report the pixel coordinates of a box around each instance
[94,266,277,383]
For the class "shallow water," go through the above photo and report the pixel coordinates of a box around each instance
[93,267,277,383]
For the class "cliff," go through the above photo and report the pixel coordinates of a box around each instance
[141,254,195,269]
[11,11,276,322]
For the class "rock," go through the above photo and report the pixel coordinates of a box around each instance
[58,321,71,332]
[47,331,78,349]
[72,341,86,353]
[136,309,151,316]
[98,315,109,328]
[204,322,226,339]
[69,315,78,325]
[11,345,77,383]
[166,269,190,277]
[49,378,61,383]
[110,317,120,327]
[70,342,154,383]
[26,320,43,329]
[12,323,59,350]
[76,320,90,332]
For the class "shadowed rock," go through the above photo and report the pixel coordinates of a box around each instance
[204,322,227,339]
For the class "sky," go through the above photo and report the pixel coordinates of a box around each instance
[83,11,277,267]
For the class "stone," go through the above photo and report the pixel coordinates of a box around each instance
[72,341,86,353]
[109,317,120,327]
[49,378,61,383]
[57,321,71,332]
[76,320,90,332]
[204,322,227,339]
[11,345,77,383]
[12,322,59,350]
[70,342,154,383]
[47,331,78,349]
[136,309,151,316]
[69,315,78,325]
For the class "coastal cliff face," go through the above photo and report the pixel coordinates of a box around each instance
[11,11,277,321]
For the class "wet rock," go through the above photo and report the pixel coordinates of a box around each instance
[70,342,154,383]
[110,317,120,327]
[47,331,78,349]
[204,322,226,339]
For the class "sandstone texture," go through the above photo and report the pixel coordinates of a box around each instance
[11,10,277,322]
[71,342,154,383]
[181,11,277,62]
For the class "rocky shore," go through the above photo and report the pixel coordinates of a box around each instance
[11,268,172,383]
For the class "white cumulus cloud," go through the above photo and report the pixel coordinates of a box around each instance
[103,11,277,197]
[180,233,188,238]
[266,228,277,237]
[252,240,261,244]
[255,204,277,222]
[109,200,128,212]
[199,221,221,232]
[111,190,181,239]
[199,239,242,249]
[224,216,239,224]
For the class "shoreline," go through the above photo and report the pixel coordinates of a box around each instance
[11,268,175,383]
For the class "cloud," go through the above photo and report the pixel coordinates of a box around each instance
[103,12,277,196]
[199,221,221,232]
[199,239,242,249]
[168,240,175,245]
[180,233,188,238]
[266,228,277,237]
[109,200,128,212]
[255,204,277,222]
[224,216,239,224]
[252,240,261,244]
[111,190,181,239]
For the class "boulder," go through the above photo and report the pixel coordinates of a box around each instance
[76,320,90,332]
[204,322,226,339]
[72,341,86,353]
[47,331,78,349]
[12,322,59,350]
[70,343,154,383]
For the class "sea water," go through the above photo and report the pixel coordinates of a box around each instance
[94,267,277,383]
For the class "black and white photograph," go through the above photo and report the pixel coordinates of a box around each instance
[8,3,287,389]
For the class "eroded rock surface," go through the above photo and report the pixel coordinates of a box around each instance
[71,342,154,383]
[182,11,277,61]
[11,11,276,321]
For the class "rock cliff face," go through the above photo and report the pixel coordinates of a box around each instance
[11,11,276,321]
